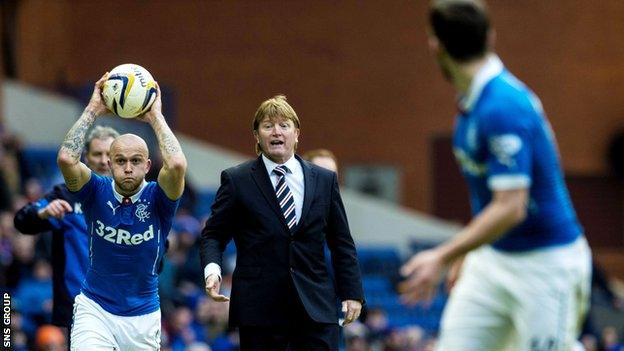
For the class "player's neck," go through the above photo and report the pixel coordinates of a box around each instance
[454,55,490,94]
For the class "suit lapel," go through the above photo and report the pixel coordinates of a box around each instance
[293,156,316,235]
[250,156,291,231]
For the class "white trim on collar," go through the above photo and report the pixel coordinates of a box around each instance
[111,179,148,203]
[458,54,504,113]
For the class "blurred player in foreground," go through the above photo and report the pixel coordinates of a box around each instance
[57,74,187,350]
[14,125,118,339]
[400,1,591,350]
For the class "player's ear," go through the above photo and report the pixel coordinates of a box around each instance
[146,159,152,172]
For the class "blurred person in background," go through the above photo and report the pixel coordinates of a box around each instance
[601,326,623,351]
[0,132,23,210]
[400,1,591,350]
[167,305,201,351]
[57,74,187,350]
[302,148,338,173]
[35,324,67,351]
[13,125,118,339]
[581,334,598,351]
[201,95,363,350]
[13,258,53,335]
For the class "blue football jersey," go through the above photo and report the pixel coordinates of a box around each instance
[70,173,179,316]
[453,55,582,252]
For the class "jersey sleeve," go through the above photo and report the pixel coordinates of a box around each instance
[155,183,180,220]
[69,172,106,204]
[480,105,533,191]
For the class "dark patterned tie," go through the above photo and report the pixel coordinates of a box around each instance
[273,165,297,230]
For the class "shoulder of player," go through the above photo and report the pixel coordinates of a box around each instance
[476,90,540,132]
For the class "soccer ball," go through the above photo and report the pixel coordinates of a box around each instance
[102,64,157,119]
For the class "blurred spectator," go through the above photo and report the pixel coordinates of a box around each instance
[582,262,624,338]
[0,211,15,269]
[12,330,29,351]
[13,259,53,336]
[403,326,425,351]
[187,342,213,351]
[35,324,66,351]
[344,320,370,351]
[602,326,624,351]
[346,335,370,351]
[0,132,23,209]
[5,234,36,289]
[210,327,240,351]
[383,328,406,351]
[23,178,44,202]
[172,213,203,286]
[167,306,201,351]
[421,337,437,351]
[194,295,229,342]
[365,307,389,345]
[302,148,338,173]
[581,334,598,351]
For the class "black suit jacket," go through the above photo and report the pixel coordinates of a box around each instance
[200,155,364,327]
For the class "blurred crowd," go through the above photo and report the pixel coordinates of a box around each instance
[0,125,623,351]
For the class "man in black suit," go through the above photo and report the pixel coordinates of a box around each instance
[200,95,364,351]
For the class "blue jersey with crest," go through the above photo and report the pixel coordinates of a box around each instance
[70,173,179,316]
[453,56,581,252]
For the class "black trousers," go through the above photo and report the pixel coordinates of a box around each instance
[238,282,339,351]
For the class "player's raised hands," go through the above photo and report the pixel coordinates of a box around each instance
[205,274,230,302]
[398,248,446,306]
[87,73,110,116]
[37,199,73,219]
[137,82,163,124]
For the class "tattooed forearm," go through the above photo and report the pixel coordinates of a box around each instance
[60,109,96,161]
[161,133,181,154]
[152,117,183,161]
[65,177,79,189]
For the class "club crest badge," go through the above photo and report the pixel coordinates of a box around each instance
[135,203,150,222]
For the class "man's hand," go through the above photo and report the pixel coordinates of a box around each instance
[445,255,465,293]
[137,83,163,125]
[87,73,110,116]
[398,248,446,305]
[204,274,229,302]
[37,199,73,220]
[341,299,362,326]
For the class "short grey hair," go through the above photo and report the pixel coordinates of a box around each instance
[85,125,120,152]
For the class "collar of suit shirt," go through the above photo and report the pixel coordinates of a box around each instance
[261,154,301,179]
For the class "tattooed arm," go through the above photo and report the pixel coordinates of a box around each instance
[57,74,110,192]
[140,84,187,200]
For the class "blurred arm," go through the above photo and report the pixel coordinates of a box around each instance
[437,187,528,264]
